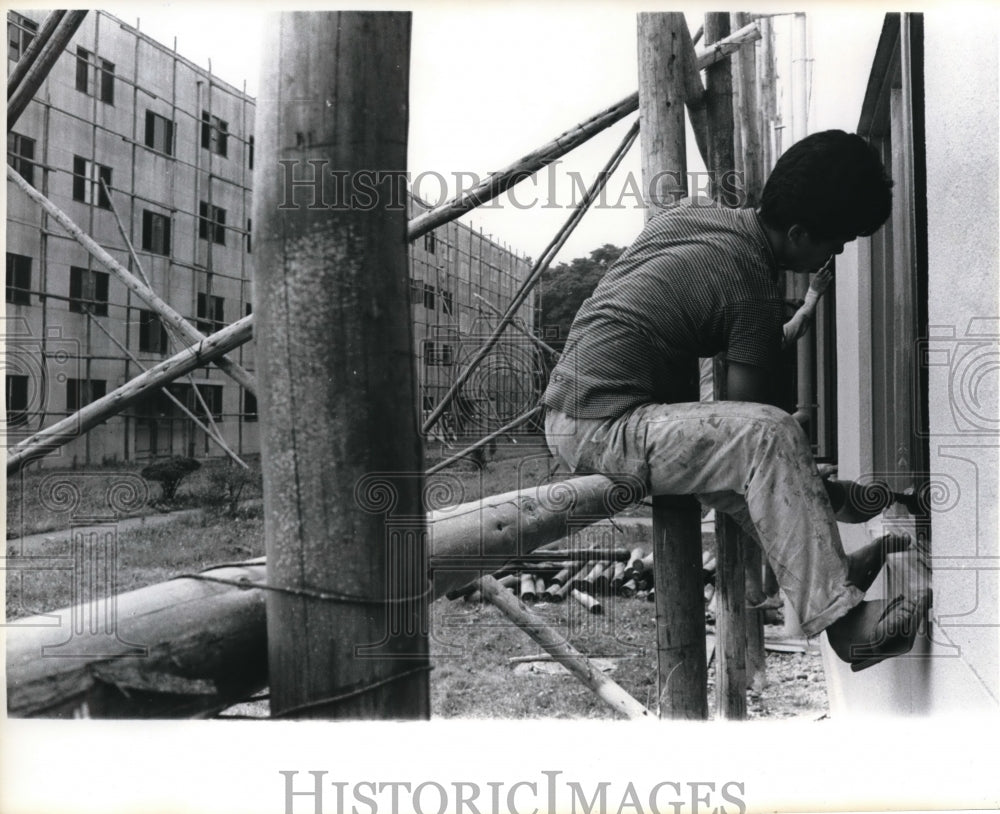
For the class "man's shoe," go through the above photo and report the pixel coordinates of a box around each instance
[826,594,926,672]
[847,533,912,593]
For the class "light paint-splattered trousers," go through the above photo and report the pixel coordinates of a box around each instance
[544,402,865,637]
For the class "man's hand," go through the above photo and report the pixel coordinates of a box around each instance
[782,263,834,346]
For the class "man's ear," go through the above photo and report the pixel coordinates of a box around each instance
[786,223,807,245]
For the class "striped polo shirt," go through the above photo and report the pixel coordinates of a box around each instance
[542,201,784,419]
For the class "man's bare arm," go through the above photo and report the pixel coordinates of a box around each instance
[783,264,834,347]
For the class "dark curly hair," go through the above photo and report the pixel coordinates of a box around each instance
[759,130,893,241]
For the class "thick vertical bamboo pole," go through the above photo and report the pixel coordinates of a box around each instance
[732,12,764,207]
[704,16,736,206]
[731,11,769,691]
[786,11,811,639]
[638,12,708,720]
[638,12,689,214]
[254,11,428,720]
[704,12,748,720]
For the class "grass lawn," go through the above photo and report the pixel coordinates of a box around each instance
[6,437,826,719]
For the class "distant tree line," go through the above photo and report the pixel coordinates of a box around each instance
[539,243,624,348]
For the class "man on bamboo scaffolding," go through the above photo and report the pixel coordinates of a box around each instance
[542,130,923,672]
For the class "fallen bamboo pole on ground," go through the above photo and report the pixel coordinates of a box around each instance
[6,474,629,717]
[6,315,254,474]
[479,577,649,719]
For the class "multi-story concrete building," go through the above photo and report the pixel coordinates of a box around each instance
[5,9,537,466]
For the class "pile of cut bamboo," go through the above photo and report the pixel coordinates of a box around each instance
[448,546,718,617]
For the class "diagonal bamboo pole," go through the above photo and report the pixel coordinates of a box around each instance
[99,177,151,287]
[479,576,651,719]
[84,311,249,469]
[426,405,542,476]
[7,10,65,96]
[472,293,559,357]
[99,176,231,447]
[6,165,257,395]
[7,10,88,129]
[406,21,760,242]
[7,316,254,474]
[422,118,639,437]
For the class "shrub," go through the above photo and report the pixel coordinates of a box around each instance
[206,462,261,516]
[140,456,201,503]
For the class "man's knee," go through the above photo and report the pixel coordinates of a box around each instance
[750,404,810,453]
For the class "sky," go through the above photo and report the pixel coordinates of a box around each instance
[106,3,886,265]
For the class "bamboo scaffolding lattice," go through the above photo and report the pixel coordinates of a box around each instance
[6,165,257,395]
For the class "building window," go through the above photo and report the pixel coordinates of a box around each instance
[201,111,228,157]
[69,266,109,316]
[243,390,258,422]
[194,384,223,422]
[66,378,107,411]
[410,278,424,305]
[424,341,454,366]
[424,231,436,254]
[859,13,929,492]
[8,132,35,186]
[138,309,169,354]
[6,252,32,305]
[144,111,174,156]
[141,210,171,256]
[245,218,252,253]
[7,12,37,63]
[423,283,436,310]
[72,155,112,209]
[75,47,114,104]
[199,201,226,245]
[197,293,225,334]
[6,374,29,426]
[248,135,254,170]
[441,289,454,316]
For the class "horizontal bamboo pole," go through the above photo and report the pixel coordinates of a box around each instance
[405,20,760,241]
[479,577,649,719]
[5,165,257,395]
[7,475,628,717]
[6,315,254,474]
